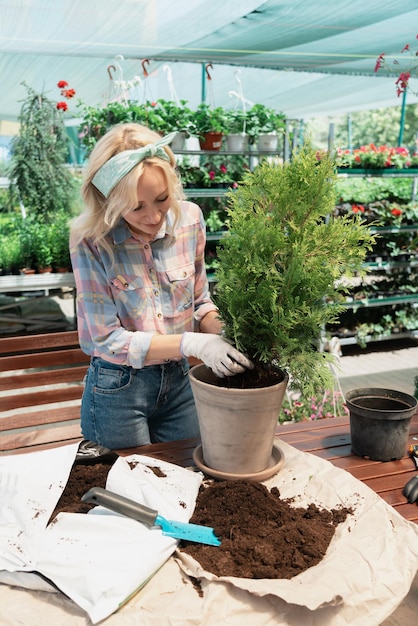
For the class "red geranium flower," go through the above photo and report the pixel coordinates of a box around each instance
[391,208,402,217]
[57,80,68,89]
[62,88,76,99]
[56,101,68,111]
[352,204,365,213]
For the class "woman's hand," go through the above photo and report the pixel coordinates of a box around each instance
[181,333,253,378]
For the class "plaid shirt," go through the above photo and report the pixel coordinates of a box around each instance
[70,201,217,368]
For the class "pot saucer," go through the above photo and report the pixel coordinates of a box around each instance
[192,443,285,482]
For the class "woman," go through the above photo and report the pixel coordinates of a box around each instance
[70,123,252,449]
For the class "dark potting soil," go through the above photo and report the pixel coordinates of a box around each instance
[49,461,113,522]
[213,362,284,390]
[180,480,352,579]
[49,460,352,581]
[49,458,166,522]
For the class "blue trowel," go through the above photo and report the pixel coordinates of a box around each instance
[81,486,221,546]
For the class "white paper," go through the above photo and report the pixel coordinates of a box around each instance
[0,445,202,623]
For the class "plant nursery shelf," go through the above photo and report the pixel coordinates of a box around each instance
[184,188,232,198]
[345,294,418,309]
[369,224,418,234]
[337,168,418,177]
[175,149,279,157]
[363,260,418,270]
[338,329,418,346]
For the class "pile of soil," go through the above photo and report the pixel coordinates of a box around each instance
[49,455,352,581]
[180,480,352,579]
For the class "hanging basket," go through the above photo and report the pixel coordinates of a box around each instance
[225,133,249,152]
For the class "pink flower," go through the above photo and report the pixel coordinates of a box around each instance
[374,53,385,73]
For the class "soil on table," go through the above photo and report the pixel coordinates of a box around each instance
[49,456,352,581]
[179,479,352,579]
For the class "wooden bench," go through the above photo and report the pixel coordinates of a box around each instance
[0,330,89,454]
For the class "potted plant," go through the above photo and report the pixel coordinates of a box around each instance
[189,143,376,480]
[8,82,76,221]
[190,103,228,151]
[224,109,250,151]
[153,98,194,149]
[78,100,163,154]
[245,103,286,150]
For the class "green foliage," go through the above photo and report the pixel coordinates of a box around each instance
[334,105,418,149]
[0,209,73,272]
[78,100,162,154]
[245,104,286,143]
[214,144,376,397]
[8,82,76,222]
[335,176,414,204]
[152,99,194,135]
[0,233,21,273]
[190,103,229,136]
[224,109,248,135]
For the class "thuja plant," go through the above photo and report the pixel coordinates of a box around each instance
[214,144,376,396]
[8,82,75,221]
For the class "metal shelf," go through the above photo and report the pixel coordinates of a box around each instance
[338,330,418,346]
[344,294,418,309]
[337,168,418,178]
[184,188,232,198]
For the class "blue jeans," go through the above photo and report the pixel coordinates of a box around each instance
[80,357,200,449]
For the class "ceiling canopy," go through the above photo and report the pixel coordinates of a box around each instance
[1,0,418,123]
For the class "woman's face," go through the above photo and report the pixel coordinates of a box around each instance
[124,166,171,240]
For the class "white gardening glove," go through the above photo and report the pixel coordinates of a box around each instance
[181,332,254,378]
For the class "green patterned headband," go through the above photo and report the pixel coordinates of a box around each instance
[91,131,177,198]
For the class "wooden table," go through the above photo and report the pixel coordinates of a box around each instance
[118,411,418,524]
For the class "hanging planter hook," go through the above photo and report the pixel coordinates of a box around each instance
[107,65,116,80]
[142,59,150,77]
[205,63,213,80]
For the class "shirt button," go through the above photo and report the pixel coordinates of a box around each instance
[157,313,162,319]
[153,290,159,296]
[144,244,149,249]
[149,267,154,273]
[182,271,187,277]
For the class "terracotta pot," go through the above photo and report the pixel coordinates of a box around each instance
[199,132,223,151]
[346,387,417,462]
[189,363,288,480]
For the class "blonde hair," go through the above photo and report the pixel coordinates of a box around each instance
[71,123,184,247]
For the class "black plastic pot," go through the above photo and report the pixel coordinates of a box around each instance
[346,387,417,462]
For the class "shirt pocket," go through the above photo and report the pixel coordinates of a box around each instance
[164,263,194,314]
[110,275,147,318]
